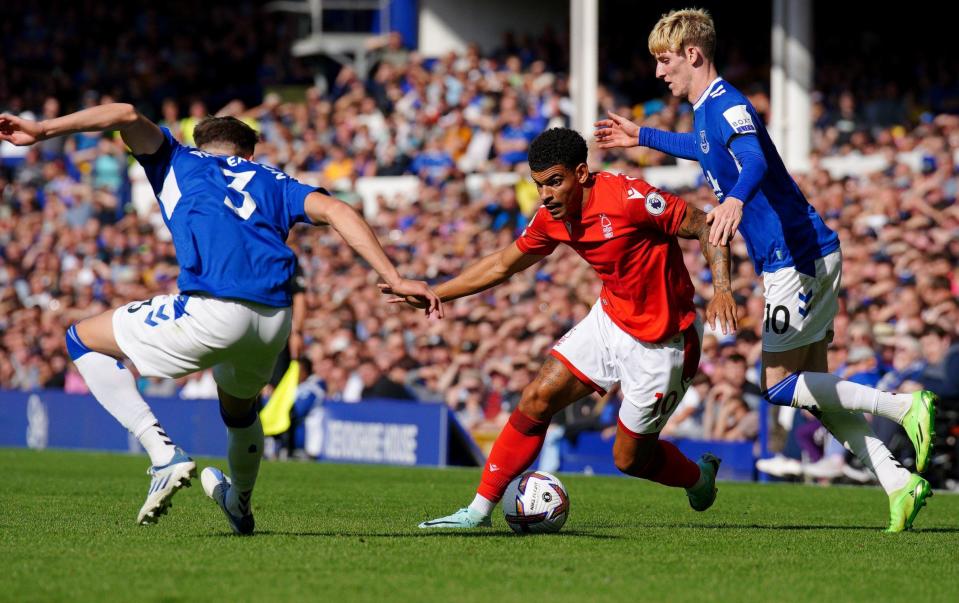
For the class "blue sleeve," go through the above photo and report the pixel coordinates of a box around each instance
[638,128,698,160]
[283,177,329,226]
[133,127,180,193]
[714,100,759,146]
[726,135,767,202]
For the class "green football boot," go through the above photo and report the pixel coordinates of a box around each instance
[901,390,937,473]
[886,474,932,533]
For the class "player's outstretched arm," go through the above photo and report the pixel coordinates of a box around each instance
[0,103,164,155]
[305,192,443,317]
[382,241,546,308]
[677,205,737,335]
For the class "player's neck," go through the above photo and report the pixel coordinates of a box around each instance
[575,176,596,216]
[687,65,720,104]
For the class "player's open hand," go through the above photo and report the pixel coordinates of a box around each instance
[378,279,444,318]
[0,113,43,146]
[705,197,743,246]
[705,289,738,335]
[593,111,640,149]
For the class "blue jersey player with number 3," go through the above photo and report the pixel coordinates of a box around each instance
[595,8,936,532]
[0,105,442,534]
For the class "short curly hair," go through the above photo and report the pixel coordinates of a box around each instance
[528,128,588,172]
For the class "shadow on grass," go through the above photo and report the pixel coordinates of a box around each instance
[201,529,621,539]
[577,522,959,533]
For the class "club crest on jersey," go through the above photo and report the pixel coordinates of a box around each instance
[600,214,614,239]
[700,130,709,153]
[645,192,666,216]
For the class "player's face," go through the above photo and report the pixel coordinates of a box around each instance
[655,50,692,98]
[531,164,587,220]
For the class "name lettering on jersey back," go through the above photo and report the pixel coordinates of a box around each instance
[188,150,288,180]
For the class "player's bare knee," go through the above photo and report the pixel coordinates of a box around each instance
[613,437,657,476]
[614,447,654,475]
[72,313,123,358]
[74,318,98,349]
[613,448,638,474]
[517,381,555,420]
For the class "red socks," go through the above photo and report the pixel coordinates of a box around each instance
[476,410,700,502]
[476,409,549,502]
[643,439,701,488]
[618,419,701,488]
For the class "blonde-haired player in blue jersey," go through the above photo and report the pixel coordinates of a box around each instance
[595,7,935,532]
[0,105,441,534]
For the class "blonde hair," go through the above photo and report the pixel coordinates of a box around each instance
[648,8,716,60]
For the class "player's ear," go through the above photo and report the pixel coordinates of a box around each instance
[686,45,702,66]
[575,163,590,184]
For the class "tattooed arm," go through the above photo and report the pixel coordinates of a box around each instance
[677,205,738,334]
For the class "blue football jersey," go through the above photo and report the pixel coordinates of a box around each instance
[135,127,318,307]
[693,78,839,275]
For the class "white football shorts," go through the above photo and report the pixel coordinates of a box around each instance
[112,293,291,398]
[551,301,703,435]
[761,250,842,353]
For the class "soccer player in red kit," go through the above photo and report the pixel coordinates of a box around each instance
[384,128,737,528]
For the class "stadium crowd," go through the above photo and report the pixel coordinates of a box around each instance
[2,8,958,476]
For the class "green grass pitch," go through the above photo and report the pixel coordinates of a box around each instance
[2,449,958,602]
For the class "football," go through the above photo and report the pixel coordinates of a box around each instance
[502,471,570,534]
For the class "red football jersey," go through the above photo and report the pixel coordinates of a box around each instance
[516,171,697,343]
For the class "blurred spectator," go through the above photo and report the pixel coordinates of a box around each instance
[876,336,927,392]
[410,137,456,187]
[840,345,883,387]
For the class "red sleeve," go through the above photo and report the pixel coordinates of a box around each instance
[623,178,688,236]
[515,208,559,255]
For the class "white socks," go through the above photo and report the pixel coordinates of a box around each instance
[818,412,910,494]
[469,493,495,517]
[793,372,912,422]
[73,351,176,466]
[225,415,264,516]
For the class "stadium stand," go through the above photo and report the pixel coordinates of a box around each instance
[2,2,958,484]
